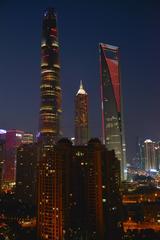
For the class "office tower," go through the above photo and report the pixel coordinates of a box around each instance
[22,133,34,144]
[144,139,156,171]
[39,7,62,146]
[138,139,145,169]
[0,130,6,192]
[75,81,88,145]
[155,142,160,170]
[134,137,145,169]
[16,143,37,206]
[55,138,122,240]
[3,129,24,190]
[99,43,126,179]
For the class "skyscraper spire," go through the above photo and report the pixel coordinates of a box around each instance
[75,81,88,145]
[76,80,87,95]
[80,80,83,89]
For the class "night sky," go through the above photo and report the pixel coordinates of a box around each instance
[0,0,160,161]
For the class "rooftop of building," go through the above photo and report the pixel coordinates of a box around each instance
[76,81,87,95]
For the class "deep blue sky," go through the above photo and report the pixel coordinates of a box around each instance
[0,0,160,160]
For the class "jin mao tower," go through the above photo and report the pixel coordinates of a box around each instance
[75,81,88,145]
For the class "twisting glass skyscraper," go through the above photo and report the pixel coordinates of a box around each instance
[37,8,63,240]
[99,43,126,179]
[39,7,62,145]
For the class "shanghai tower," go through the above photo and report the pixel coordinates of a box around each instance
[39,7,62,145]
[99,43,126,179]
[37,8,63,240]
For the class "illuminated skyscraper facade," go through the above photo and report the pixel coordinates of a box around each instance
[75,81,88,145]
[37,8,63,240]
[3,129,24,190]
[99,43,126,179]
[135,137,145,169]
[144,139,156,171]
[155,142,160,170]
[39,7,62,145]
[22,133,34,144]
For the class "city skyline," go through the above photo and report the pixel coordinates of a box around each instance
[0,3,160,240]
[0,0,160,160]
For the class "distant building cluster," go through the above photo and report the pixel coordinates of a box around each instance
[132,138,160,173]
[0,129,35,193]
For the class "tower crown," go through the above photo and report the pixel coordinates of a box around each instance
[76,80,87,95]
